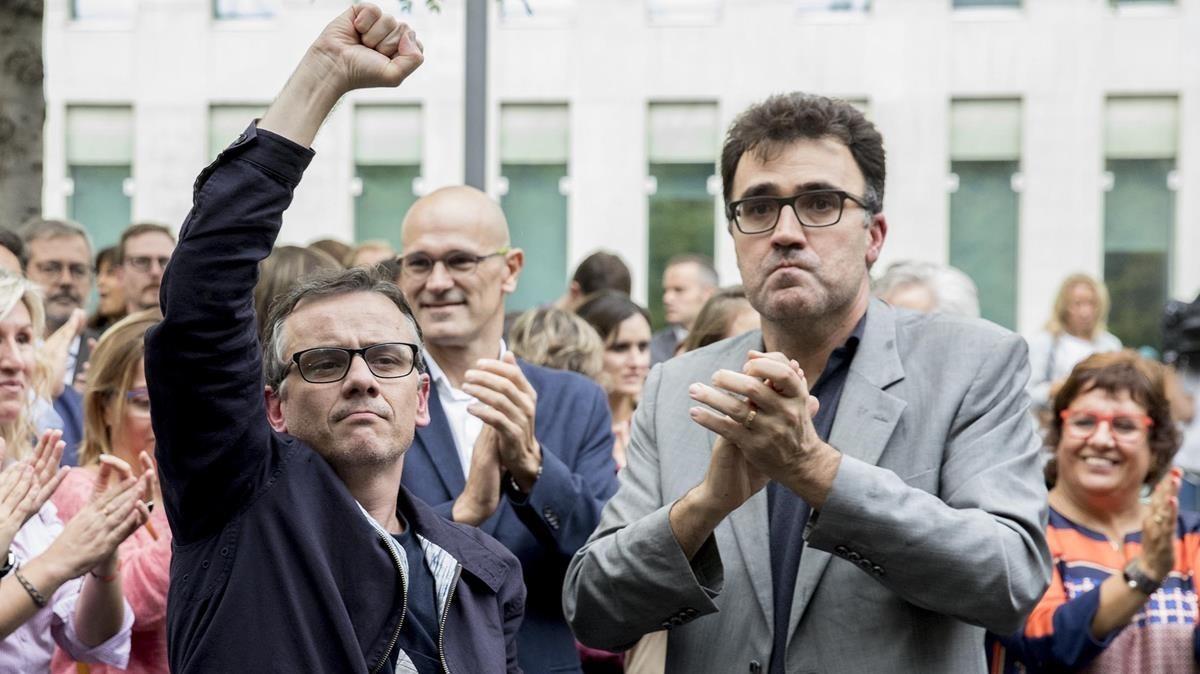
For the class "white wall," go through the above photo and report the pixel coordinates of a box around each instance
[43,0,1200,331]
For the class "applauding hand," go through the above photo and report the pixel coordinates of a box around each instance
[42,455,150,582]
[0,432,69,553]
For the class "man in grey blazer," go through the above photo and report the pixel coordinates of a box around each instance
[563,93,1052,673]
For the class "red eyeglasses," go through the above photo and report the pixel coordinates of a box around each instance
[1059,410,1154,441]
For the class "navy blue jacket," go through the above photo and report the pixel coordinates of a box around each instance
[402,361,619,672]
[147,124,526,673]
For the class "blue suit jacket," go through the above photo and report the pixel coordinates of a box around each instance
[402,360,618,673]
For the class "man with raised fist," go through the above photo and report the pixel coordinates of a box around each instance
[146,7,525,673]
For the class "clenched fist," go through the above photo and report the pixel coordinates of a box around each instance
[310,4,424,93]
[259,4,425,147]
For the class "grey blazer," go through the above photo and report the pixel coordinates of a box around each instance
[564,299,1052,673]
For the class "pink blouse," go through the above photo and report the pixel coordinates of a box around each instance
[50,468,172,674]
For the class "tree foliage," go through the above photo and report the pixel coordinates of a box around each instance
[0,0,46,230]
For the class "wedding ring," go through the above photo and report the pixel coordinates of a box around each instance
[743,409,757,429]
[1154,514,1166,525]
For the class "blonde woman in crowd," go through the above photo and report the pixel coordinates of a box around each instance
[678,285,760,354]
[1028,273,1123,413]
[51,310,168,674]
[0,272,150,671]
[508,306,604,380]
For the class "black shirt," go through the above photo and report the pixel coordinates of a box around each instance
[385,513,442,674]
[767,316,865,674]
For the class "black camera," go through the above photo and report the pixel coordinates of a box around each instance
[1163,293,1200,370]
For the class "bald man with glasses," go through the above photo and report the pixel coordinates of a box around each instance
[395,186,619,674]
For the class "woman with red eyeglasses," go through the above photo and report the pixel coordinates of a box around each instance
[988,350,1192,673]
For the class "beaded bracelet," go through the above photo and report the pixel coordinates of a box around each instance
[14,568,48,608]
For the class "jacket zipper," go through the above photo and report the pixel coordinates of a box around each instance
[437,564,463,674]
[370,530,409,674]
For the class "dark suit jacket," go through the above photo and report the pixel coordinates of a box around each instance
[53,329,100,466]
[402,361,618,673]
[148,123,526,673]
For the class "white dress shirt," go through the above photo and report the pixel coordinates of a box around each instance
[423,341,506,479]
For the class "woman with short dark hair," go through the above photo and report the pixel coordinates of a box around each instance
[990,351,1191,673]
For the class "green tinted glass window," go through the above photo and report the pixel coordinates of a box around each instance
[647,162,715,329]
[1104,158,1174,350]
[68,165,131,250]
[949,160,1019,329]
[502,164,569,313]
[354,165,419,250]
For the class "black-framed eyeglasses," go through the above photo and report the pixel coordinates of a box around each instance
[398,247,510,280]
[124,255,171,273]
[285,342,420,384]
[726,189,874,235]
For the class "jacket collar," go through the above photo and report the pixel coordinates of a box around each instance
[397,486,509,593]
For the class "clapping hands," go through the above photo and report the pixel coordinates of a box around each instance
[0,431,69,553]
[44,454,152,581]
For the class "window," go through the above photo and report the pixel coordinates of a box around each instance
[66,106,133,250]
[213,0,274,20]
[796,0,870,12]
[1103,96,1178,350]
[500,104,570,313]
[646,0,722,25]
[953,0,1019,7]
[71,0,134,20]
[208,105,265,161]
[354,105,422,250]
[948,98,1021,329]
[647,102,718,328]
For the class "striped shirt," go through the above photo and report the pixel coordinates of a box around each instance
[988,506,1200,673]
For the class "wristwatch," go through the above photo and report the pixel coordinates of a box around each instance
[1123,559,1162,595]
[0,549,14,579]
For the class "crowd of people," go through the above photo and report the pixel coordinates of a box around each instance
[0,4,1197,673]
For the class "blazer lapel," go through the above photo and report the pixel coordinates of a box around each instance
[727,489,774,626]
[416,380,467,499]
[787,299,907,641]
[708,332,775,626]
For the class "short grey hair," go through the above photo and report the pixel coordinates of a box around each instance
[666,254,719,289]
[18,217,94,256]
[261,267,426,393]
[872,260,980,319]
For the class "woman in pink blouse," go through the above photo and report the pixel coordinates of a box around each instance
[52,310,169,674]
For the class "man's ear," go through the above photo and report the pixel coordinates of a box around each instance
[865,212,888,269]
[414,373,431,428]
[265,385,288,433]
[501,248,524,295]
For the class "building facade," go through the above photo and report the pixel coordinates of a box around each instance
[41,0,1199,345]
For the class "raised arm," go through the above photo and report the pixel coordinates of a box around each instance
[144,4,423,545]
